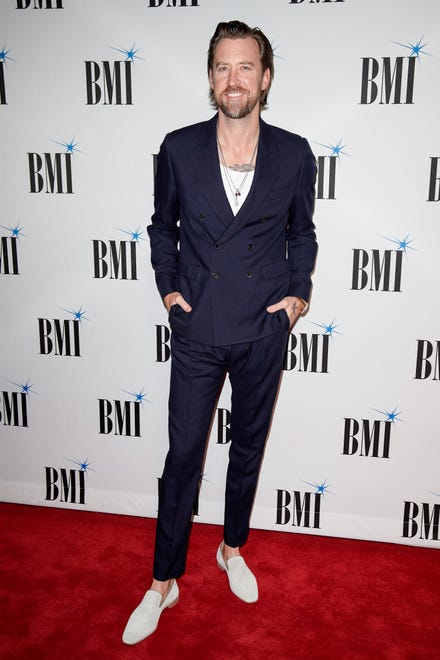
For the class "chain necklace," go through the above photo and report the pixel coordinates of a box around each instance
[217,135,258,206]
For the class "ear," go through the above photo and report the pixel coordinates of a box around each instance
[261,67,270,91]
[208,68,214,89]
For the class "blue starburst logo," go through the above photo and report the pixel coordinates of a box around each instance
[51,138,81,155]
[384,234,415,255]
[110,43,142,63]
[310,319,342,339]
[118,226,146,243]
[8,379,36,396]
[68,457,95,474]
[372,406,404,426]
[303,479,334,496]
[393,36,430,60]
[0,44,13,63]
[316,138,350,159]
[1,223,26,239]
[270,40,283,60]
[123,388,150,404]
[61,305,89,323]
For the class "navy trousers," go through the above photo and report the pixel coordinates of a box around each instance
[153,326,289,581]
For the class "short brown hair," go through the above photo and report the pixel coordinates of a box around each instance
[207,20,274,109]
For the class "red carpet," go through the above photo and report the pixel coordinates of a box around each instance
[1,503,439,659]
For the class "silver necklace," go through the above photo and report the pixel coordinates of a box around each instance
[217,136,258,206]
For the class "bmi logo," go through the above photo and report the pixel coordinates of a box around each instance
[402,494,439,542]
[147,1,199,7]
[156,325,171,362]
[427,157,440,202]
[276,480,332,529]
[28,138,80,194]
[157,320,338,371]
[0,380,33,428]
[360,37,429,105]
[17,1,63,8]
[45,459,93,506]
[85,44,141,105]
[216,408,231,444]
[93,227,145,280]
[290,1,344,4]
[0,224,25,275]
[0,45,13,105]
[98,388,149,437]
[315,139,349,200]
[342,406,402,459]
[351,234,415,292]
[283,320,340,373]
[38,306,88,357]
[414,340,439,381]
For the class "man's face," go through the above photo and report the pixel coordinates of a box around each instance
[209,37,270,120]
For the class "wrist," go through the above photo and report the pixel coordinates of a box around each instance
[296,297,308,314]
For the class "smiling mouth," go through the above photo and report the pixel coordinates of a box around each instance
[225,89,247,99]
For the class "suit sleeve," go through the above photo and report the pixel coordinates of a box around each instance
[286,138,318,301]
[147,134,180,299]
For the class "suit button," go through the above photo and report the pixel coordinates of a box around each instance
[199,213,206,221]
[211,272,220,279]
[215,242,221,249]
[246,272,253,278]
[247,243,254,251]
[260,217,268,222]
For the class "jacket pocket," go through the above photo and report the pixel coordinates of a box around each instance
[177,263,202,281]
[261,261,290,280]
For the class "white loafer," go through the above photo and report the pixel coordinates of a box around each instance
[216,543,258,603]
[122,580,179,645]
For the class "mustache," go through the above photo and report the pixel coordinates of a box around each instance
[223,86,248,95]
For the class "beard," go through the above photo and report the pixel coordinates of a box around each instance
[214,86,261,119]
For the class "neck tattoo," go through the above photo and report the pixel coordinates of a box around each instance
[217,135,259,206]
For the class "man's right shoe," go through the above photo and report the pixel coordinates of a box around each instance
[122,580,179,645]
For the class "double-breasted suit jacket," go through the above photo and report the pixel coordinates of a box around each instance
[148,114,317,347]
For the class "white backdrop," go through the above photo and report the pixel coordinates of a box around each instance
[1,0,439,549]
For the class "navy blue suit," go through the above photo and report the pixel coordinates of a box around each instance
[148,114,317,580]
[148,114,317,346]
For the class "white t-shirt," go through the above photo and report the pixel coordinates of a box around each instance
[219,163,255,216]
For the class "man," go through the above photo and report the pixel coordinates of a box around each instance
[122,20,317,645]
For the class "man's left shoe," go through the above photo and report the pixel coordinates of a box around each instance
[216,543,258,603]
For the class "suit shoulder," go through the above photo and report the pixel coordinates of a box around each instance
[267,124,315,166]
[265,122,311,150]
[164,117,215,146]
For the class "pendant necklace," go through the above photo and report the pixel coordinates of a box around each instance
[217,135,258,206]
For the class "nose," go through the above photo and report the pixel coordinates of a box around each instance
[227,67,240,87]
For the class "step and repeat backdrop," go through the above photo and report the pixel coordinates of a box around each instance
[1,0,439,549]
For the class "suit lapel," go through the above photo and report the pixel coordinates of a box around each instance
[218,119,280,243]
[192,115,234,233]
[191,116,280,243]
